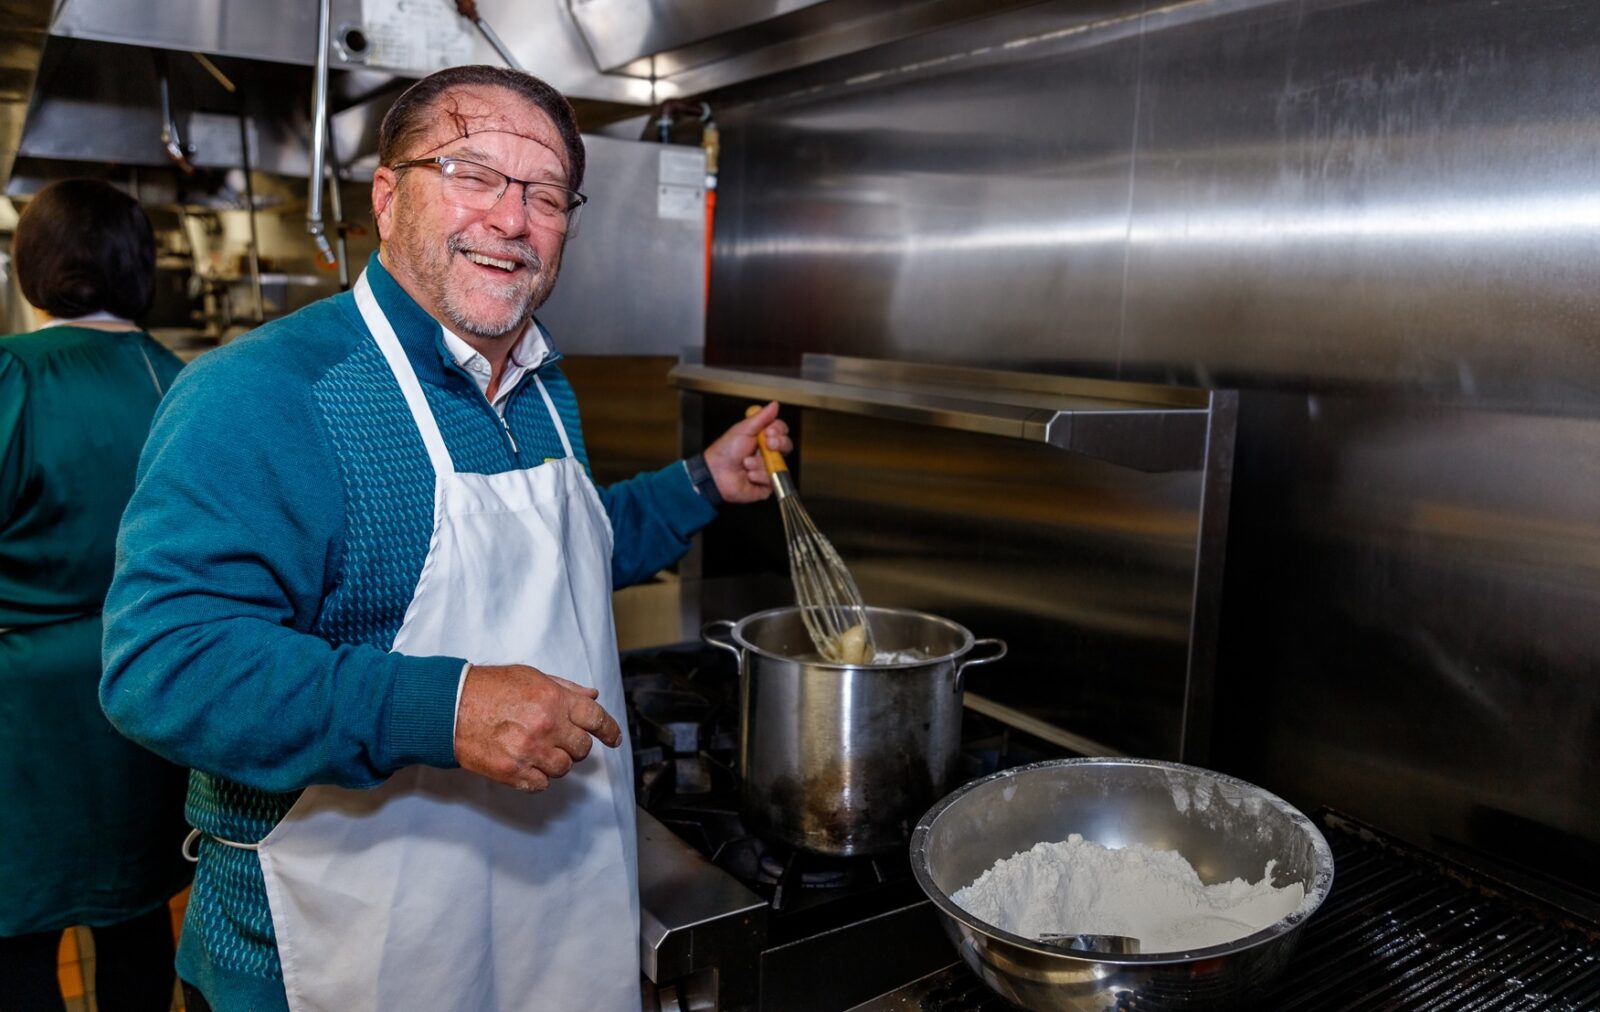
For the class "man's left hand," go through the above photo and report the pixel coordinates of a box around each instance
[704,400,792,504]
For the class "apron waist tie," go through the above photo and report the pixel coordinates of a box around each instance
[182,826,261,862]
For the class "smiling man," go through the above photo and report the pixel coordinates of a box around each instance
[101,66,790,1012]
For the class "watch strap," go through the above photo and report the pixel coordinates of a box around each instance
[685,453,724,507]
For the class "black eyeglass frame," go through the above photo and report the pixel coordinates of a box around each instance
[389,156,589,220]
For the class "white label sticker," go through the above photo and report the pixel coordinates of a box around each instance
[362,0,475,74]
[658,148,705,188]
[658,184,703,221]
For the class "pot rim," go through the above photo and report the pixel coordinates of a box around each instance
[729,604,976,668]
[908,757,1337,966]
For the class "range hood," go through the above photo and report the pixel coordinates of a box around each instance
[2,0,1046,198]
[565,0,1045,97]
[3,0,647,200]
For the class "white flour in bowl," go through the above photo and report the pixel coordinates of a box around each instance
[951,833,1305,953]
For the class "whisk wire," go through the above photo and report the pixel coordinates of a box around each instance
[781,496,874,662]
[748,404,875,663]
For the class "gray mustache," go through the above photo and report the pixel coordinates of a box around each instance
[448,235,542,272]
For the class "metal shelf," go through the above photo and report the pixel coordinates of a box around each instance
[669,354,1223,473]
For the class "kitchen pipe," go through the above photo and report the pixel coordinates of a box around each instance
[454,0,523,71]
[305,0,335,267]
[155,54,195,175]
[191,52,266,323]
[323,116,350,290]
[238,112,265,321]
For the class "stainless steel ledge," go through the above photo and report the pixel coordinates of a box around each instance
[669,354,1219,472]
[962,692,1127,759]
[638,808,768,985]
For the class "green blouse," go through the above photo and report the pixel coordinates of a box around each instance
[0,325,192,935]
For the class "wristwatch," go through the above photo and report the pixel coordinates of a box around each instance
[685,453,724,507]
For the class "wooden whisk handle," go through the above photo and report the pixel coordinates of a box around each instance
[746,404,789,477]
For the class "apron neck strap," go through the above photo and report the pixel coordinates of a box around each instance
[530,375,576,460]
[354,269,455,478]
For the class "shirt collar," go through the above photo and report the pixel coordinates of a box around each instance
[439,321,551,375]
[361,252,560,388]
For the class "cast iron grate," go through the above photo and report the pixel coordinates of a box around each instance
[860,810,1600,1011]
[1261,812,1600,1011]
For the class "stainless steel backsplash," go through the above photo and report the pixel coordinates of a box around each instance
[700,0,1600,903]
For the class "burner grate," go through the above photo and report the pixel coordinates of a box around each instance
[853,811,1600,1011]
[1266,814,1600,1011]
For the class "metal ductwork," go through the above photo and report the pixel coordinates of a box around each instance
[3,0,658,200]
[0,0,54,186]
[3,0,1066,198]
[564,0,1049,98]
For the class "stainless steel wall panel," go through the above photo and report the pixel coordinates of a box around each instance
[1214,391,1600,894]
[709,4,1143,369]
[1122,0,1600,402]
[781,409,1205,762]
[702,0,1600,884]
[534,136,706,355]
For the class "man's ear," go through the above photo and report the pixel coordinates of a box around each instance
[372,167,398,242]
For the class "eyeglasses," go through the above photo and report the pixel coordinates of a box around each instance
[391,156,587,235]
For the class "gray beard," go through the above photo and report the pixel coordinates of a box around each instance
[437,265,554,338]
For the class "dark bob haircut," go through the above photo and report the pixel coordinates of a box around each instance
[14,178,156,321]
[377,64,586,191]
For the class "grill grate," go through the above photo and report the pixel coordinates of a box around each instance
[1264,813,1600,1011]
[856,811,1600,1011]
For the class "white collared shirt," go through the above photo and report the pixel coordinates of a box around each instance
[438,321,552,720]
[441,322,550,415]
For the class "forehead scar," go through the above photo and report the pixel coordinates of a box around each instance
[419,123,567,173]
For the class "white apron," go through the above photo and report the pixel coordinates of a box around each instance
[253,269,639,1012]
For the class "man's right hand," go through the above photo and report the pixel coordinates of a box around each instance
[454,664,623,792]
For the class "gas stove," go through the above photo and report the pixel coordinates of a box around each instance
[623,641,1060,1012]
[624,644,1600,1012]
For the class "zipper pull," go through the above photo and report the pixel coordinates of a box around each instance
[498,412,520,455]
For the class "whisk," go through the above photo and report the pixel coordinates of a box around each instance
[748,405,876,664]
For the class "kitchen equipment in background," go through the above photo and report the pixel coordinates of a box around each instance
[910,758,1335,1011]
[746,403,875,664]
[704,606,1005,856]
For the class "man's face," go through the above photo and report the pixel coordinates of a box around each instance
[373,85,572,343]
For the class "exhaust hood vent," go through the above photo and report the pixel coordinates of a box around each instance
[567,0,1048,98]
[4,0,1047,195]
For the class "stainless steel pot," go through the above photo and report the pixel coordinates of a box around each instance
[703,605,1006,856]
[910,758,1336,1011]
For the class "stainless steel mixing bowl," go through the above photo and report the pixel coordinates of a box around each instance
[910,758,1335,1011]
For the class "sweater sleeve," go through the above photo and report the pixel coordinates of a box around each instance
[100,342,463,793]
[598,460,717,589]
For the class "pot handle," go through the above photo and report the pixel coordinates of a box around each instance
[953,638,1007,694]
[701,620,741,662]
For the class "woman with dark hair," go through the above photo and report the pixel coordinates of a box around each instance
[1,178,190,1010]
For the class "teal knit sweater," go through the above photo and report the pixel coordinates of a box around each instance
[101,254,715,1010]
